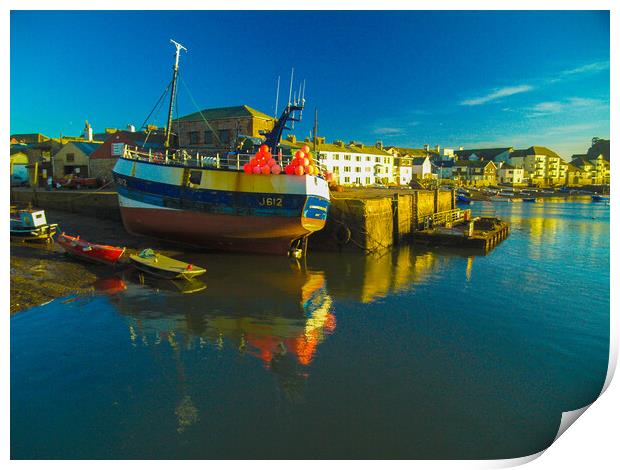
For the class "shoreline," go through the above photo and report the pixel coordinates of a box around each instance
[10,209,197,314]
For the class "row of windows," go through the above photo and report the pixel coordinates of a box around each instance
[187,130,231,145]
[342,176,373,184]
[329,166,375,174]
[323,154,392,164]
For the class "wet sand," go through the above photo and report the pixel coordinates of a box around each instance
[10,209,196,314]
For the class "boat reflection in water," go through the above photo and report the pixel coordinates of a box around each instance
[98,246,468,435]
[110,256,336,409]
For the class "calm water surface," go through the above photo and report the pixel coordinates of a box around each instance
[11,198,610,459]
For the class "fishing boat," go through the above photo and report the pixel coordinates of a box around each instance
[10,208,58,242]
[129,249,206,280]
[57,233,126,265]
[112,40,330,256]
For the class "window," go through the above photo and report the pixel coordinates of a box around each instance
[344,154,351,161]
[189,170,202,185]
[204,131,214,144]
[188,132,200,144]
[355,156,361,162]
[344,176,350,183]
[66,153,75,162]
[334,154,340,160]
[375,157,381,163]
[366,156,371,162]
[355,166,361,173]
[219,129,229,143]
[355,177,361,184]
[365,177,371,184]
[344,166,351,172]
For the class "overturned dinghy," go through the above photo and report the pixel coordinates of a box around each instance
[129,249,206,280]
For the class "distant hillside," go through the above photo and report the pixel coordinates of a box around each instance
[587,138,609,161]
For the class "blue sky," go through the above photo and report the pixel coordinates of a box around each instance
[11,10,609,158]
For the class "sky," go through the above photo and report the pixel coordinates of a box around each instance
[10,10,610,158]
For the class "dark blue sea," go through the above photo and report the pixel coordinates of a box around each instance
[11,197,610,459]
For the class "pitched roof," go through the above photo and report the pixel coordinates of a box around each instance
[176,105,274,122]
[500,163,515,170]
[282,138,391,156]
[411,156,429,165]
[10,133,49,143]
[454,159,496,168]
[390,147,439,157]
[570,156,590,168]
[510,146,561,159]
[455,147,512,160]
[71,142,101,155]
[432,160,455,168]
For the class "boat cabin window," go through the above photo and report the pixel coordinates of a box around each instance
[189,170,202,185]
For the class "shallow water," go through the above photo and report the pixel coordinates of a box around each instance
[11,197,610,459]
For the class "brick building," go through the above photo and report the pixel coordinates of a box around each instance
[172,105,275,153]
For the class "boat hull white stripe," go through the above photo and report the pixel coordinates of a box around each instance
[118,194,177,211]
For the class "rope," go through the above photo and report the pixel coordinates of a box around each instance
[140,80,173,131]
[178,74,222,146]
[328,206,390,254]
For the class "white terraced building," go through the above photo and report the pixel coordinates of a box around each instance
[281,136,395,186]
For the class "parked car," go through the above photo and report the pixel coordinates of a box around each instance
[55,174,99,190]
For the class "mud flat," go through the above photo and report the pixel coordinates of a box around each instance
[10,209,193,314]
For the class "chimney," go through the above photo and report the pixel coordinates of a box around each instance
[334,140,344,147]
[83,120,93,141]
[127,124,136,132]
[317,137,326,145]
[423,144,430,151]
[435,144,440,153]
[376,140,383,149]
[459,146,464,151]
[287,135,297,143]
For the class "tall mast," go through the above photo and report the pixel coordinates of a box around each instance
[313,108,318,152]
[165,39,187,151]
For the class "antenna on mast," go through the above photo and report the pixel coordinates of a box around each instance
[299,80,306,120]
[164,39,187,152]
[274,76,280,119]
[288,68,294,106]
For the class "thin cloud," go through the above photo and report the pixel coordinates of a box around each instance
[372,127,404,135]
[460,85,534,106]
[526,97,608,117]
[561,61,609,76]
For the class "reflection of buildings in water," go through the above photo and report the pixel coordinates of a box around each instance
[313,246,446,304]
[466,256,474,282]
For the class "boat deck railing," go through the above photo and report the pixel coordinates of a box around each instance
[123,147,329,175]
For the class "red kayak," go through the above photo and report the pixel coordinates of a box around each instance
[57,232,126,265]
